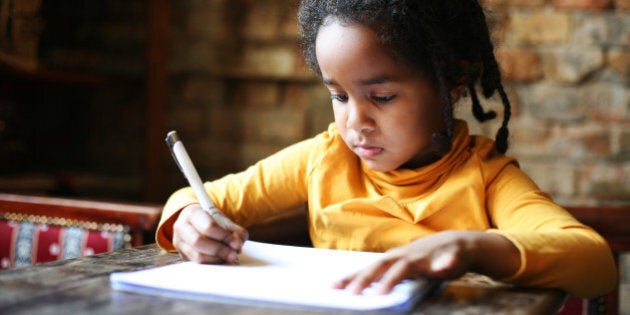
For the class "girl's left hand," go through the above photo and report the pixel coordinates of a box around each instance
[332,230,520,295]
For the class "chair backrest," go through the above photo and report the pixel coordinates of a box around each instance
[0,193,162,269]
[561,205,630,315]
[564,205,630,253]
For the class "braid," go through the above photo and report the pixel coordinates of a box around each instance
[471,1,512,153]
[495,83,511,154]
[468,83,496,122]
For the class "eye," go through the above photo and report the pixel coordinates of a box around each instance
[330,94,348,102]
[372,95,396,104]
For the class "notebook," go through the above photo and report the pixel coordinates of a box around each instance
[110,241,438,311]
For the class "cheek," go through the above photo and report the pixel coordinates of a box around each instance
[402,96,446,133]
[386,108,436,147]
[332,105,347,124]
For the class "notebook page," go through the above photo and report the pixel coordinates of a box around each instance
[110,241,433,311]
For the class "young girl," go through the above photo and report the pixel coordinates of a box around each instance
[156,0,616,298]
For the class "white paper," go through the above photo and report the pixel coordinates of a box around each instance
[110,241,435,311]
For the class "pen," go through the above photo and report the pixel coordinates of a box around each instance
[165,130,231,231]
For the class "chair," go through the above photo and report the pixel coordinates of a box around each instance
[560,205,630,315]
[0,193,162,269]
[247,204,311,247]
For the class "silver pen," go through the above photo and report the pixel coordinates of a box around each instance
[165,130,231,230]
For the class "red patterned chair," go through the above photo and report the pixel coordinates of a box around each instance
[0,193,162,269]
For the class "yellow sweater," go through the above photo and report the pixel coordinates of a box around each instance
[156,121,616,298]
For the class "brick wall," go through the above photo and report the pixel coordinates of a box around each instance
[167,0,630,208]
[164,0,330,190]
[475,0,630,207]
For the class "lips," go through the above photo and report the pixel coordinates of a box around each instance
[355,144,383,158]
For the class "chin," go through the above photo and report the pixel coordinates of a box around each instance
[362,160,396,173]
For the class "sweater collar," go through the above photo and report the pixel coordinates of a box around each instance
[361,120,472,195]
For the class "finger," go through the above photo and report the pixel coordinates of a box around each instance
[177,205,246,264]
[376,252,460,294]
[332,274,353,289]
[174,223,227,264]
[343,260,393,295]
[189,208,234,242]
[176,239,225,264]
[209,213,249,252]
[374,259,416,294]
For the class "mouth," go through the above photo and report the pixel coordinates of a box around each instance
[354,144,384,159]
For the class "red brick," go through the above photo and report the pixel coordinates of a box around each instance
[579,163,630,201]
[562,124,612,156]
[243,1,283,41]
[519,162,577,197]
[579,82,630,122]
[507,12,571,45]
[608,49,630,77]
[233,82,280,108]
[282,83,329,110]
[616,0,630,10]
[240,108,306,144]
[226,43,313,79]
[542,48,604,83]
[495,48,542,81]
[552,0,614,10]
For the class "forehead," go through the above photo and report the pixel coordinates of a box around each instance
[315,20,410,82]
[316,19,378,53]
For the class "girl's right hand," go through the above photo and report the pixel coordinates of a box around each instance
[172,204,249,264]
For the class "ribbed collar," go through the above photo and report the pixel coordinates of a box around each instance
[361,120,472,199]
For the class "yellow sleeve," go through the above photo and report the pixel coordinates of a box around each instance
[155,186,197,251]
[155,133,325,251]
[486,164,617,298]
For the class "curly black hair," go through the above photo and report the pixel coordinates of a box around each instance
[298,0,511,154]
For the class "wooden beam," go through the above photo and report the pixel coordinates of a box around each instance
[145,0,170,202]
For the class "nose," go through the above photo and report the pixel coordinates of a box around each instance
[346,100,375,134]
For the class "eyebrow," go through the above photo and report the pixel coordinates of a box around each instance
[322,75,397,86]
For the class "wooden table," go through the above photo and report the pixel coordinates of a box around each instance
[0,244,567,314]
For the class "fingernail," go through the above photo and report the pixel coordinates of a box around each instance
[347,283,362,295]
[227,251,238,264]
[230,240,241,251]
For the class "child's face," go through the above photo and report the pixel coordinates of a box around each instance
[316,19,447,172]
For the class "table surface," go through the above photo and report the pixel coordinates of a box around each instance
[0,244,566,315]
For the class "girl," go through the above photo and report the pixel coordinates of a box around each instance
[156,0,616,298]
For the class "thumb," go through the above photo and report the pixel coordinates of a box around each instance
[212,213,249,248]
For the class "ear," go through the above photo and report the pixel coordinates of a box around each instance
[449,84,466,102]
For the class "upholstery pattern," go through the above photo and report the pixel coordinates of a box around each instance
[0,212,129,269]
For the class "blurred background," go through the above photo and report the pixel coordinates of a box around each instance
[2,0,630,206]
[1,0,630,312]
[1,0,630,205]
[0,0,332,203]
